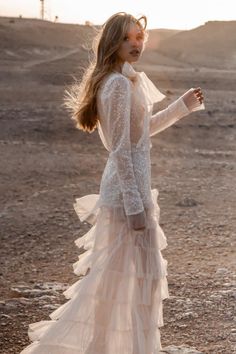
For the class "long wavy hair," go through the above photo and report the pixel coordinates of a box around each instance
[64,12,148,133]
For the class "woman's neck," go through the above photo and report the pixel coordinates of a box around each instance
[114,60,126,73]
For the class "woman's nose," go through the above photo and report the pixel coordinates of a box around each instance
[129,38,139,47]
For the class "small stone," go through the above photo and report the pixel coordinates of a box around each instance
[223,282,232,287]
[176,197,198,207]
[209,294,222,300]
[216,267,229,274]
[229,333,236,342]
[176,311,198,320]
[0,314,12,319]
[160,345,204,353]
[42,304,59,310]
[176,324,188,328]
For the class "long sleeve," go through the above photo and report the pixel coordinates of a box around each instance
[149,87,205,137]
[149,96,190,137]
[103,75,144,216]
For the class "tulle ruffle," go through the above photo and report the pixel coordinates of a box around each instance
[20,188,169,354]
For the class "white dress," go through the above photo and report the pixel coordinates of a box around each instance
[20,62,205,354]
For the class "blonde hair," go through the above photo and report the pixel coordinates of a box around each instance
[64,12,148,133]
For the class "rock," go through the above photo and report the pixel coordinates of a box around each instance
[216,267,229,274]
[176,197,198,207]
[16,297,33,305]
[229,333,236,342]
[223,282,233,287]
[10,282,69,298]
[36,295,57,302]
[176,311,198,320]
[0,314,12,319]
[42,304,60,310]
[176,324,188,328]
[209,294,222,300]
[3,299,20,309]
[218,289,235,296]
[160,345,204,353]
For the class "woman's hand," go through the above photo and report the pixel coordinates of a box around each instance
[127,209,147,231]
[181,87,204,111]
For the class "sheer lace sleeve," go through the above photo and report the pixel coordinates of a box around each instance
[102,75,144,216]
[149,87,205,137]
[149,96,190,137]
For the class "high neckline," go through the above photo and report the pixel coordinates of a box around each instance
[121,61,137,80]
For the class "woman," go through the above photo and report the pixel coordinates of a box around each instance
[20,12,205,354]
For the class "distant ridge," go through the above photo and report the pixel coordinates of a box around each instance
[0,16,96,50]
[0,16,235,70]
[157,20,236,69]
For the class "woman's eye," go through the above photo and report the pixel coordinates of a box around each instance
[123,35,143,42]
[137,35,144,40]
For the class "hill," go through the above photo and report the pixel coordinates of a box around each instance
[157,21,236,69]
[0,16,235,75]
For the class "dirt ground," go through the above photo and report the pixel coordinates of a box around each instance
[0,49,235,354]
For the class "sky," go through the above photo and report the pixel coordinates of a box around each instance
[1,0,236,30]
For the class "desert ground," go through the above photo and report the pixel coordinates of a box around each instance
[0,17,235,354]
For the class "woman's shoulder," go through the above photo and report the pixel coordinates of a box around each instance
[99,72,131,98]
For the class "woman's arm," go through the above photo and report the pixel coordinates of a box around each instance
[149,87,205,137]
[103,75,144,217]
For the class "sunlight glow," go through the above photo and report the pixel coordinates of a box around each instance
[1,0,235,29]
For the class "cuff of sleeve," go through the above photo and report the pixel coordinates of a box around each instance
[178,97,191,116]
[191,100,205,112]
[181,89,205,112]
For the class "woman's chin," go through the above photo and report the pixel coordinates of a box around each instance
[128,57,140,64]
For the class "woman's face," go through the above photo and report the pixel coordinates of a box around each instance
[116,22,145,64]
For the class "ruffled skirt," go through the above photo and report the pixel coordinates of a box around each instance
[20,188,169,354]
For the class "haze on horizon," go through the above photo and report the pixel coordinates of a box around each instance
[1,0,236,30]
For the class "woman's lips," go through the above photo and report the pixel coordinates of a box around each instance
[130,49,140,56]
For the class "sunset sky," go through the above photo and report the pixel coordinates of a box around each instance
[1,0,235,29]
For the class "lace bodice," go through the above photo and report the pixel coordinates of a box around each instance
[96,62,205,216]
